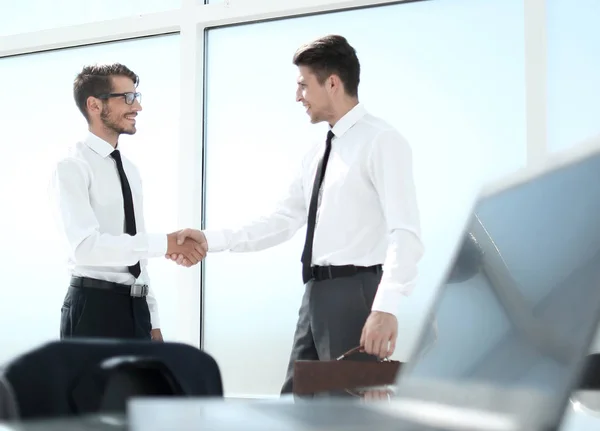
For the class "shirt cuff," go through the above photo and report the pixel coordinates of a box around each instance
[202,229,229,252]
[146,233,168,257]
[371,282,410,315]
[150,309,160,330]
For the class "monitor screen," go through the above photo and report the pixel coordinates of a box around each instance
[401,150,600,422]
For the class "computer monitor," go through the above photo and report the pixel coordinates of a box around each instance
[397,139,600,430]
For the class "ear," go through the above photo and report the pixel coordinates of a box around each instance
[328,74,342,94]
[86,96,102,116]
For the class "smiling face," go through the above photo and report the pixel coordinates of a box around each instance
[96,75,142,136]
[74,63,142,145]
[296,65,333,124]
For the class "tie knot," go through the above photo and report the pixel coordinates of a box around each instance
[326,130,334,144]
[110,149,122,162]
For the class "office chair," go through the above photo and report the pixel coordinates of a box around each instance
[0,338,223,420]
[0,373,19,420]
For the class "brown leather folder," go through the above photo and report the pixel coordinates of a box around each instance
[292,346,402,395]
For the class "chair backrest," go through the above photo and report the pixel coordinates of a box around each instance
[2,339,223,420]
[69,355,187,415]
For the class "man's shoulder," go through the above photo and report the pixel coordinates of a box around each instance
[54,142,86,168]
[356,114,410,150]
[360,112,399,135]
[52,141,97,181]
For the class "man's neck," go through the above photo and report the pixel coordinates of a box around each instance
[89,125,118,148]
[328,98,359,128]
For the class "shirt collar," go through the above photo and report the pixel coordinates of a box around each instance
[84,132,117,158]
[330,103,367,138]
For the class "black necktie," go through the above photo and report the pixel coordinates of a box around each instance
[111,149,141,279]
[301,130,334,284]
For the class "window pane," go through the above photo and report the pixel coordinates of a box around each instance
[0,0,180,36]
[547,0,600,152]
[204,0,526,396]
[0,35,180,363]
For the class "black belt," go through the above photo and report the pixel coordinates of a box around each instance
[309,264,382,282]
[70,276,148,297]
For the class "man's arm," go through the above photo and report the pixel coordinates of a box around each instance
[147,283,162,340]
[132,176,162,337]
[50,158,204,266]
[360,130,425,358]
[172,164,307,264]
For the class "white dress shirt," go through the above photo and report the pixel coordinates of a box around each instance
[204,103,425,315]
[50,132,168,328]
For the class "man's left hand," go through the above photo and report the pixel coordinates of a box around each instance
[151,328,164,342]
[360,311,398,358]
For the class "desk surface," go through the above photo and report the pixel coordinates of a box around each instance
[1,393,599,431]
[127,395,600,431]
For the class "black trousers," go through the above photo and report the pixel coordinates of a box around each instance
[60,284,152,340]
[280,270,382,395]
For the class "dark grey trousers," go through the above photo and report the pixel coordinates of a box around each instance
[280,270,382,394]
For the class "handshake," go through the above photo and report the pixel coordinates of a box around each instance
[165,229,207,267]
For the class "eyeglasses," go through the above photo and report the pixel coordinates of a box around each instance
[96,92,142,105]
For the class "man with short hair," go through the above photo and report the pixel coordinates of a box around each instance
[171,35,424,393]
[51,63,206,341]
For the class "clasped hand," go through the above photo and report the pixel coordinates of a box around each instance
[166,229,207,267]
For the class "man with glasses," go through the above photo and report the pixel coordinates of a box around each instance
[50,63,207,341]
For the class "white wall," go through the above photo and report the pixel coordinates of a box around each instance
[1,0,596,397]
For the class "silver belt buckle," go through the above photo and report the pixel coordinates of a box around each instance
[130,284,148,297]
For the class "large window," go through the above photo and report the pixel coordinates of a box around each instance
[203,0,526,396]
[547,0,600,152]
[0,0,181,36]
[0,34,181,364]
